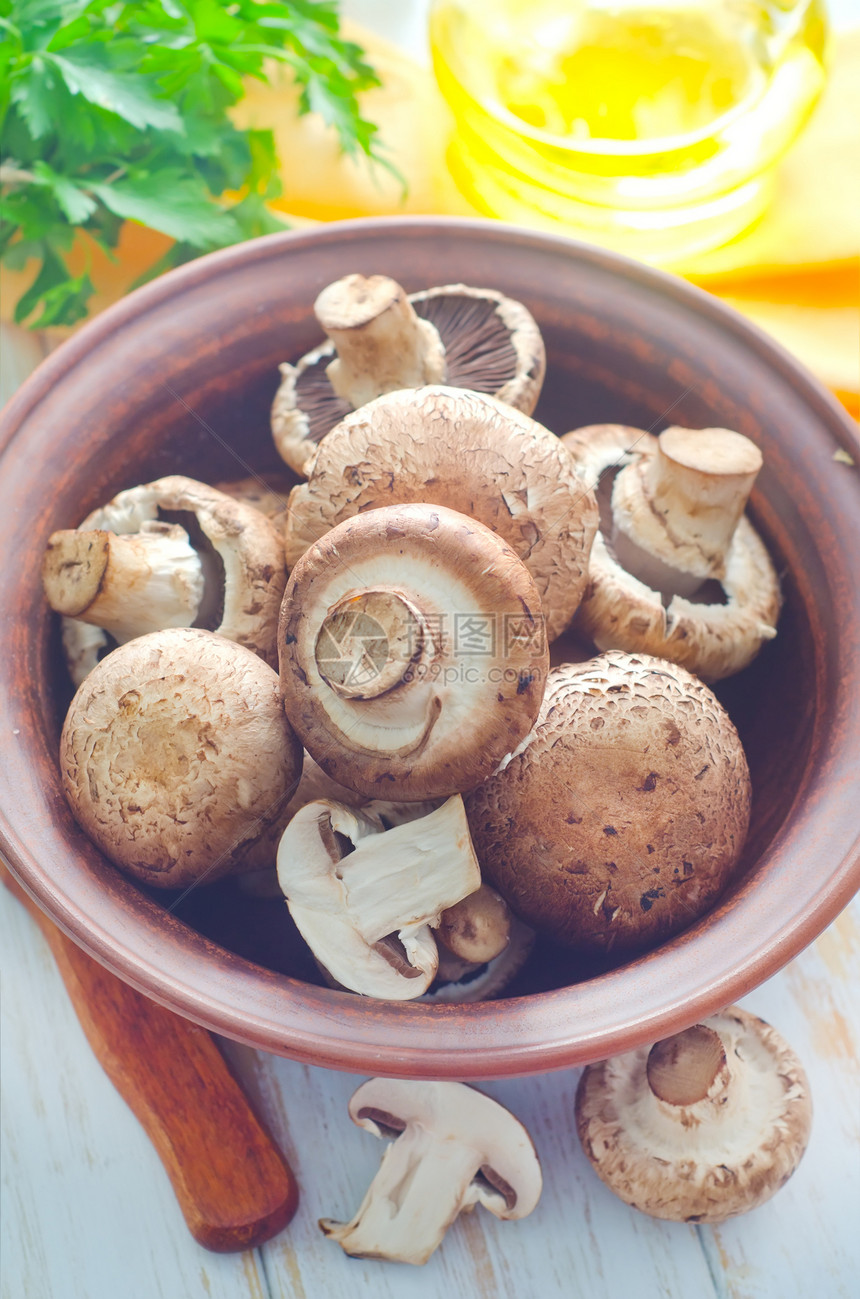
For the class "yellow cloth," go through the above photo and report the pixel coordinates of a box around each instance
[235,21,860,420]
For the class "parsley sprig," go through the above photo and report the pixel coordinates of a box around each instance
[0,0,393,327]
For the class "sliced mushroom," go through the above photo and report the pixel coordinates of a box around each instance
[279,502,549,801]
[46,475,287,684]
[464,652,751,957]
[320,1078,542,1264]
[421,917,535,1004]
[276,796,480,999]
[284,386,598,642]
[561,424,781,680]
[271,275,546,475]
[60,628,303,889]
[236,765,437,899]
[575,1006,812,1222]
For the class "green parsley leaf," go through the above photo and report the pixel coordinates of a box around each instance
[46,50,184,134]
[90,172,240,247]
[2,1,394,328]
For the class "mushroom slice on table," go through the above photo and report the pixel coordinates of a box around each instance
[284,386,598,642]
[575,1006,812,1222]
[271,274,546,475]
[321,1078,542,1264]
[421,917,535,1004]
[561,423,781,680]
[279,502,549,801]
[44,475,287,685]
[465,652,751,958]
[276,796,480,999]
[60,628,303,890]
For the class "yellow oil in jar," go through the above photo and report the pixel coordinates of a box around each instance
[430,0,829,262]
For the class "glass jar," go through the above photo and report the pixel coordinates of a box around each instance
[430,0,830,263]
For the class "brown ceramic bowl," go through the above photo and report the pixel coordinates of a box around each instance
[1,219,858,1079]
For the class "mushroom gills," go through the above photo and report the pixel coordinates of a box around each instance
[321,1078,542,1265]
[156,508,226,631]
[272,282,546,476]
[320,1123,505,1265]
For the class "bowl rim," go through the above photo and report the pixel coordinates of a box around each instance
[1,215,859,1079]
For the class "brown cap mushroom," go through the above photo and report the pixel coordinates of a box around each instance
[283,386,598,642]
[60,628,303,889]
[320,1078,542,1264]
[276,796,480,999]
[561,424,781,680]
[279,501,549,801]
[45,475,287,684]
[575,1006,812,1222]
[464,652,751,957]
[271,275,546,476]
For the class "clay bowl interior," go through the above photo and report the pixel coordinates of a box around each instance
[1,218,858,1079]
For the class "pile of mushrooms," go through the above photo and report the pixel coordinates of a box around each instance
[38,266,804,1262]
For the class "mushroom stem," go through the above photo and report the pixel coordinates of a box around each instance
[314,587,429,700]
[315,274,446,408]
[612,426,764,599]
[42,524,204,644]
[435,884,512,965]
[320,1125,489,1266]
[646,1025,730,1107]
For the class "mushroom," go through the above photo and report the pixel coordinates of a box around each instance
[283,386,598,642]
[276,796,480,999]
[271,274,546,476]
[561,424,781,680]
[279,501,549,801]
[60,628,303,890]
[421,917,535,1004]
[45,475,287,685]
[464,652,751,957]
[320,1078,543,1264]
[575,1006,812,1222]
[435,884,512,966]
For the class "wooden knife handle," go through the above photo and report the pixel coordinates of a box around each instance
[2,867,299,1252]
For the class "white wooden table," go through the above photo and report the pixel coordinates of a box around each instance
[3,886,858,1299]
[3,4,859,1297]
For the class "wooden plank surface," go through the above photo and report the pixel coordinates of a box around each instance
[3,880,858,1299]
[2,8,858,1296]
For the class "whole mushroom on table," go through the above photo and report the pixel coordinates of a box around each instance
[575,1007,812,1222]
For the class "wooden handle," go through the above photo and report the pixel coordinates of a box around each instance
[2,866,299,1252]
